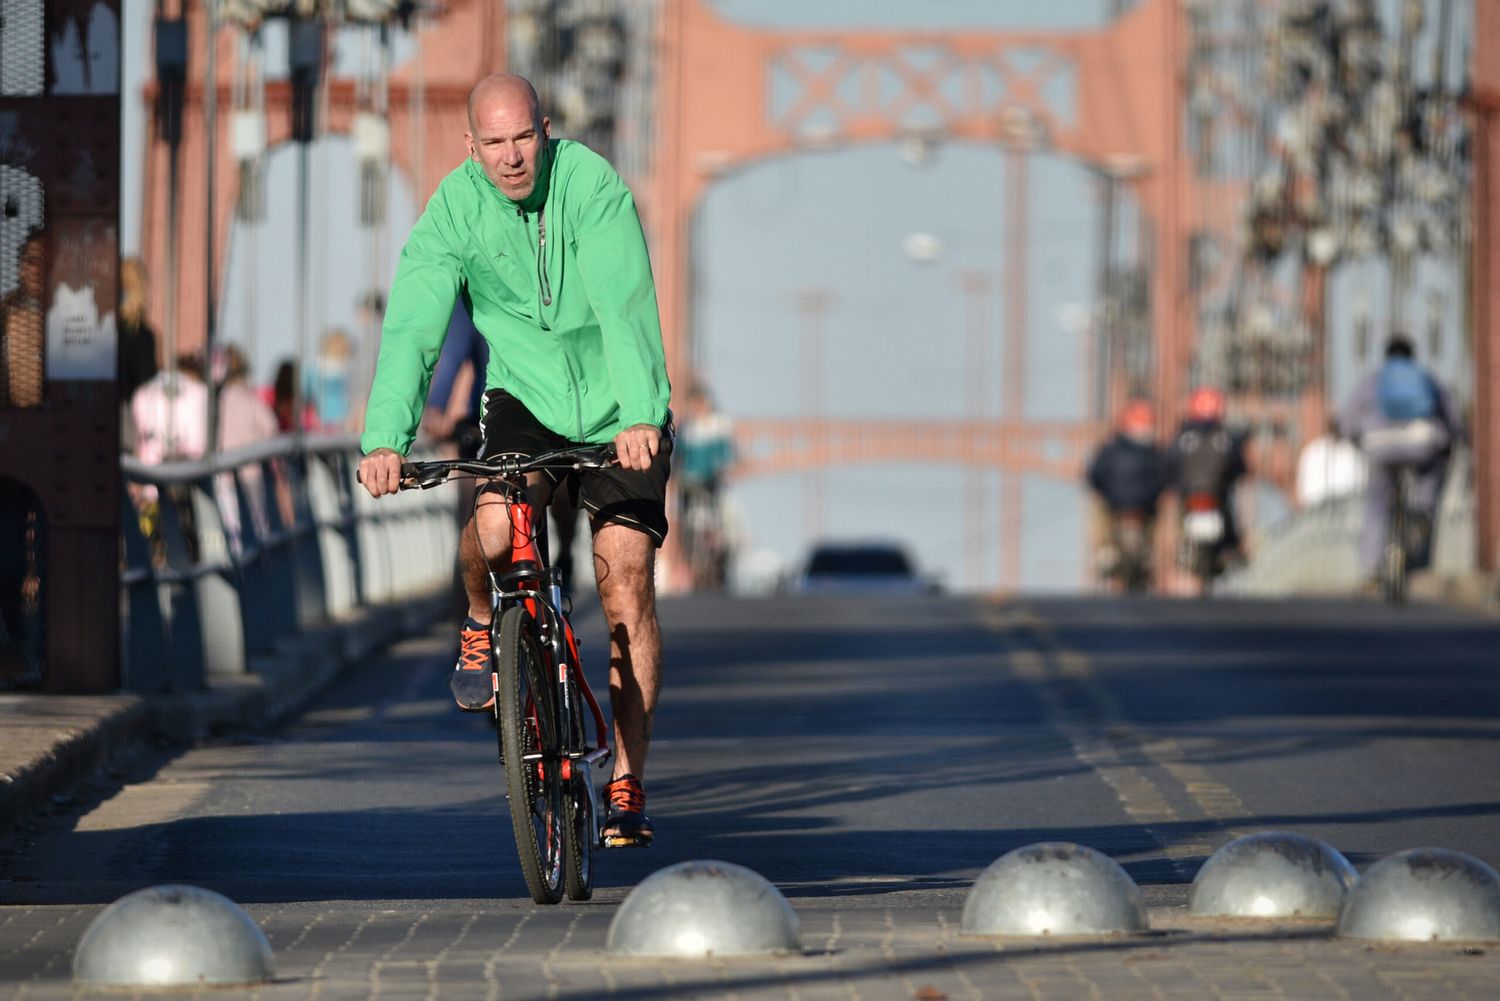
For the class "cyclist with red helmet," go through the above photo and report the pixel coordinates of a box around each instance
[1168,386,1248,577]
[1085,399,1168,591]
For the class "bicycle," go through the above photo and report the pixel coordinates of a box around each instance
[373,446,618,904]
[1379,464,1431,605]
[1100,508,1153,594]
[680,483,729,592]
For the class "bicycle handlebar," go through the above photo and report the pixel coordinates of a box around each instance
[385,445,625,490]
[358,427,675,489]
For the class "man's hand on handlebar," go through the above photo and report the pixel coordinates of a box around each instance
[613,423,660,472]
[359,447,405,498]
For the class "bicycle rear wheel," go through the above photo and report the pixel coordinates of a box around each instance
[1382,477,1409,605]
[495,606,564,904]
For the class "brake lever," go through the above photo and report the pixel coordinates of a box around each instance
[401,463,452,489]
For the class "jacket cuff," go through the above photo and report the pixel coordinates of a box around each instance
[360,431,414,456]
[618,402,668,429]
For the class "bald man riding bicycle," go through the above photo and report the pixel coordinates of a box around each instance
[358,74,671,848]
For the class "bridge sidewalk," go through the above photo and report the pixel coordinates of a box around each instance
[0,592,450,842]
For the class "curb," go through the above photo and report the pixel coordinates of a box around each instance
[0,590,451,841]
[0,695,153,839]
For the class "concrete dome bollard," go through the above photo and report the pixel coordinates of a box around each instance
[962,843,1148,936]
[1337,848,1500,943]
[606,860,800,957]
[73,885,274,986]
[1190,831,1357,919]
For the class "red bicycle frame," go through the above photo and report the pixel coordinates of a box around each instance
[504,495,611,762]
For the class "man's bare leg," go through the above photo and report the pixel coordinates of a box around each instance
[591,521,662,781]
[458,475,552,623]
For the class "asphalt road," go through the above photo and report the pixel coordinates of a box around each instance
[3,593,1499,998]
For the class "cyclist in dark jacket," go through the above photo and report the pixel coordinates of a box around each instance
[1086,399,1168,586]
[1087,400,1168,515]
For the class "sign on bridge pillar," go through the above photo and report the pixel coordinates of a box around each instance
[0,0,122,692]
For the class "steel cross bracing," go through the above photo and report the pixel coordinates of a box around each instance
[730,418,1095,483]
[644,0,1211,489]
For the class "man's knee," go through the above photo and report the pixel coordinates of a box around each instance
[594,533,656,616]
[597,556,653,609]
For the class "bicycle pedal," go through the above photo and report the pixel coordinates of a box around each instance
[601,834,653,849]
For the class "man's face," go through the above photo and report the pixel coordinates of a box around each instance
[466,93,549,201]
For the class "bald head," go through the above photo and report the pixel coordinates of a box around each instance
[465,74,551,200]
[468,74,542,133]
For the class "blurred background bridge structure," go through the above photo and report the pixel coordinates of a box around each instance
[140,0,1493,581]
[1,0,1497,694]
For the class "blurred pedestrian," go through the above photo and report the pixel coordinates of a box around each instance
[307,328,356,430]
[128,353,209,557]
[214,343,281,547]
[262,358,316,432]
[131,353,209,466]
[422,303,489,453]
[1295,418,1366,509]
[117,255,159,450]
[117,256,158,404]
[216,344,279,452]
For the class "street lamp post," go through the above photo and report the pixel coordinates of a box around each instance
[956,270,994,591]
[795,289,832,546]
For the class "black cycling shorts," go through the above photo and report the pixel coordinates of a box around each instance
[479,389,672,545]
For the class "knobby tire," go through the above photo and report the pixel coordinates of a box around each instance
[496,606,565,904]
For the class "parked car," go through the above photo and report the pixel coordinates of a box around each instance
[788,540,940,595]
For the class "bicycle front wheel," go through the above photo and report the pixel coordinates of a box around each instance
[562,670,594,901]
[1382,535,1407,604]
[495,606,565,904]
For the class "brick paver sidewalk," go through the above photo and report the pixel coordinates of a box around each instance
[2,903,1496,999]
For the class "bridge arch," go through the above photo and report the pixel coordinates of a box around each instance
[642,0,1200,436]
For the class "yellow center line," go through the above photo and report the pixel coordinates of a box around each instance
[988,600,1252,871]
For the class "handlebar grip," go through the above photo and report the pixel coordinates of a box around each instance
[355,458,417,488]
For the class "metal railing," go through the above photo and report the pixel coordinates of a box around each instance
[120,435,458,692]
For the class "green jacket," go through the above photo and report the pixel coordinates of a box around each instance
[360,139,670,455]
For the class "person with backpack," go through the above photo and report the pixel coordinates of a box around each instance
[1340,334,1464,587]
[1168,385,1249,578]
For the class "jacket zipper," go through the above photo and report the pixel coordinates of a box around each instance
[536,208,553,308]
[520,206,577,435]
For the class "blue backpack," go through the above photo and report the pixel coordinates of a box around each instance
[1377,358,1437,421]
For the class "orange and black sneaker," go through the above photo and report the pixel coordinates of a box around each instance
[601,773,653,847]
[450,618,495,712]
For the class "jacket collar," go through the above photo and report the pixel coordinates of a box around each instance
[466,139,555,214]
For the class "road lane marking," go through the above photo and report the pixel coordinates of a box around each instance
[987,601,1256,877]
